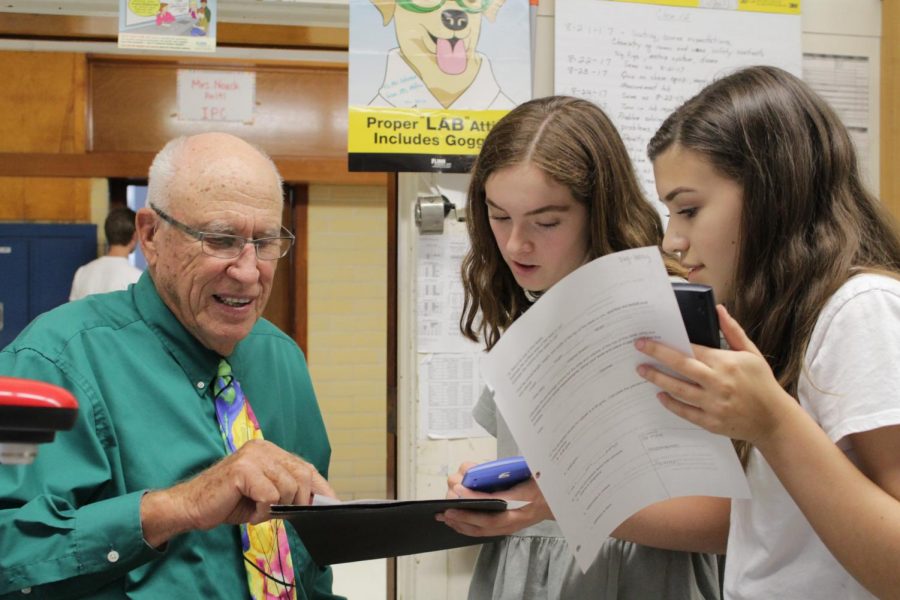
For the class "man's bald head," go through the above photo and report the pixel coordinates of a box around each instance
[147,133,283,213]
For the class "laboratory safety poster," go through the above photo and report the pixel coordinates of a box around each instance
[348,0,532,173]
[118,0,216,53]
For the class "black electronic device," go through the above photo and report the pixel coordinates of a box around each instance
[672,282,721,348]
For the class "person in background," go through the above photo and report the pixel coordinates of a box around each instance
[69,206,143,301]
[439,96,721,599]
[0,132,343,599]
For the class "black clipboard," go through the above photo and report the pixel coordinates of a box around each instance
[272,498,507,566]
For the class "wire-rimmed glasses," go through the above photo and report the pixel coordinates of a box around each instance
[150,203,294,260]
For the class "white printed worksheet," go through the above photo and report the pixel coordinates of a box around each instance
[482,246,750,572]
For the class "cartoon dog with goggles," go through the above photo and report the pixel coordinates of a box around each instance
[368,0,514,109]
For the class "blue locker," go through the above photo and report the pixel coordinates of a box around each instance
[0,223,97,348]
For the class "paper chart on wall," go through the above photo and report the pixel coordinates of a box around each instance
[481,247,750,572]
[416,218,481,354]
[418,354,489,439]
[802,53,871,186]
[555,0,801,212]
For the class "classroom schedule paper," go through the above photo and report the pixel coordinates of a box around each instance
[482,247,750,572]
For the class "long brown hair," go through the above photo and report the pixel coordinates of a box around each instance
[461,95,677,349]
[648,66,900,463]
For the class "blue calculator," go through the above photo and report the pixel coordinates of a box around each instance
[462,456,532,492]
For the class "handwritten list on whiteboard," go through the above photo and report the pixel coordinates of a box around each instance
[555,1,801,209]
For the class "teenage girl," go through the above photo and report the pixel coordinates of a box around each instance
[441,95,721,600]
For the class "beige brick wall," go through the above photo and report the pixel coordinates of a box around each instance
[307,185,388,500]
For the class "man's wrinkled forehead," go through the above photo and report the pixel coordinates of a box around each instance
[169,147,281,211]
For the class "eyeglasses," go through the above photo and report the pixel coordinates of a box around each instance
[396,0,491,14]
[150,203,294,260]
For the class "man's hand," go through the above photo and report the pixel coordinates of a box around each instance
[140,439,335,547]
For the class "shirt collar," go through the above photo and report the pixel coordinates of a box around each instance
[133,272,222,397]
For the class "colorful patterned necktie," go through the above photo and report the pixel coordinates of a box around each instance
[212,359,297,600]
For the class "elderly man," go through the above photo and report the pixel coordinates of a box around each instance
[0,133,342,599]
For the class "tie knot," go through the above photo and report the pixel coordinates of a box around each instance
[217,358,232,379]
[214,359,236,403]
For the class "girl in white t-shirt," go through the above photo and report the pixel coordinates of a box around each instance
[444,66,900,599]
[634,65,900,600]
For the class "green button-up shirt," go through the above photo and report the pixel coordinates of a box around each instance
[0,273,340,599]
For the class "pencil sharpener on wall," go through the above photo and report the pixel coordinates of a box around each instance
[415,194,455,234]
[0,377,78,465]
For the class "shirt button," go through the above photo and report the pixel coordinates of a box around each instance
[107,550,120,563]
[197,381,205,389]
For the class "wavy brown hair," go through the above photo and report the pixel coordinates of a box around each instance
[648,66,900,464]
[460,95,679,350]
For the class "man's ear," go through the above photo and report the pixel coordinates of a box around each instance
[370,0,396,25]
[135,208,159,268]
[484,0,506,23]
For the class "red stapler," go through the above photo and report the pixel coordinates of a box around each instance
[0,377,78,465]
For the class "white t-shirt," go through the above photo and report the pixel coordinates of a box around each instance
[69,256,143,301]
[725,273,900,600]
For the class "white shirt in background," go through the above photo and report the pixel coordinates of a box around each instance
[69,256,142,301]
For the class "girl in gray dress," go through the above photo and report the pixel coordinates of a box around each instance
[437,95,721,600]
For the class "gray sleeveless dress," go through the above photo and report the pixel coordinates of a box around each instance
[467,387,722,600]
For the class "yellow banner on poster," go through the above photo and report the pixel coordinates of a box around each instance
[606,0,799,14]
[348,106,509,156]
[608,0,699,7]
[737,0,800,15]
